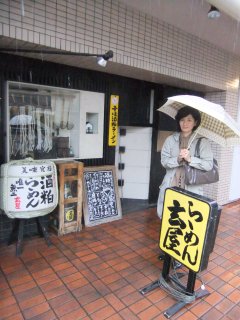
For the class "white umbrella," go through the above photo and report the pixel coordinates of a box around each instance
[158,95,240,147]
[10,115,33,126]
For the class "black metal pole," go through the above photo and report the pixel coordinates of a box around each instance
[186,270,197,294]
[0,48,113,59]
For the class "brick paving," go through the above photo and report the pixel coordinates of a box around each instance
[0,202,239,319]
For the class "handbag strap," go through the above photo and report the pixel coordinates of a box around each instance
[194,137,204,158]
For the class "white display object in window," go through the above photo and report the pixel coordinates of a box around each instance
[79,91,105,159]
[5,82,105,161]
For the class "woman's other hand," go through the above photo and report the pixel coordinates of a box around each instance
[179,148,191,162]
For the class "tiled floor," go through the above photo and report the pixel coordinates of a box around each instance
[0,202,240,320]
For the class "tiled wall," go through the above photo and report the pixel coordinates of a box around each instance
[0,0,240,205]
[1,0,238,89]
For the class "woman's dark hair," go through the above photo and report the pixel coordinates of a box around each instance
[175,106,201,132]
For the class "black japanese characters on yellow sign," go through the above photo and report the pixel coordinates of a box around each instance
[108,95,119,146]
[64,206,75,222]
[159,188,211,273]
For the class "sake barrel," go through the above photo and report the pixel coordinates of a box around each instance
[0,158,58,219]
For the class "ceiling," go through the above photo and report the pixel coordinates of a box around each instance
[1,0,240,92]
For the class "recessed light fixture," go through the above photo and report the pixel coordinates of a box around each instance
[208,5,221,19]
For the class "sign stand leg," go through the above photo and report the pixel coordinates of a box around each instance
[187,270,196,293]
[8,219,24,256]
[139,254,210,318]
[139,254,184,295]
[16,219,24,256]
[8,219,20,245]
[163,268,210,318]
[162,253,171,279]
[8,217,52,256]
[139,279,160,295]
[164,287,210,319]
[36,216,52,247]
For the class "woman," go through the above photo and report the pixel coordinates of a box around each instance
[157,106,214,268]
[157,105,214,219]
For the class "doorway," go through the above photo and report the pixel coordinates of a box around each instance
[115,126,152,213]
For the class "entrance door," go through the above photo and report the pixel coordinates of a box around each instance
[115,126,152,200]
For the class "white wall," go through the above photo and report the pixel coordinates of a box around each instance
[229,146,240,201]
[229,85,240,201]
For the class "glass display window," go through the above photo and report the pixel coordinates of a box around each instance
[6,81,80,161]
[5,82,105,161]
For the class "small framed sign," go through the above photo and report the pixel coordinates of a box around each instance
[83,165,122,227]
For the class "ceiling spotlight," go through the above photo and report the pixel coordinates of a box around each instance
[208,5,221,19]
[97,50,114,67]
[97,56,107,67]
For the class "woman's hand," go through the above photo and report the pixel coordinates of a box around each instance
[179,148,191,163]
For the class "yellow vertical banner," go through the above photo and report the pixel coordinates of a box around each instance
[108,95,119,146]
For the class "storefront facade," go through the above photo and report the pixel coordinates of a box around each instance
[0,0,240,240]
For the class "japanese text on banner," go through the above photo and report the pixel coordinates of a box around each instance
[9,164,56,212]
[108,95,119,146]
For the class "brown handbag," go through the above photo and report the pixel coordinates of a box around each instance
[184,138,219,185]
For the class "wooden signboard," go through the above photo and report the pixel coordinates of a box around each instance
[83,166,122,227]
[51,161,83,235]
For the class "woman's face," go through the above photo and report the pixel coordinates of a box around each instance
[179,114,197,136]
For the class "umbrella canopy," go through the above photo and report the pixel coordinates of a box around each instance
[157,95,240,147]
[10,115,33,126]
